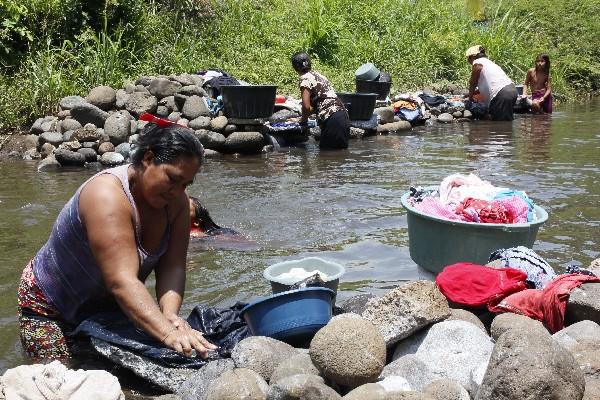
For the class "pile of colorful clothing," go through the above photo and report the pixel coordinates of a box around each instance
[436,247,599,333]
[407,173,537,224]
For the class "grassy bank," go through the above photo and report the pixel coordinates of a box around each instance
[1,0,599,133]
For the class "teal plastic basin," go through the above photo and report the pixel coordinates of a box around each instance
[400,191,548,274]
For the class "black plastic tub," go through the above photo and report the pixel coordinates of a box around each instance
[337,92,378,120]
[355,79,392,100]
[221,85,277,118]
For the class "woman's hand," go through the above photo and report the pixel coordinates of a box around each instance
[165,313,191,331]
[162,323,218,358]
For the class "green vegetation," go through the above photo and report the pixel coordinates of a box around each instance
[1,0,599,133]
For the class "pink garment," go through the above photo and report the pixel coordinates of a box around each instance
[494,195,529,223]
[439,173,507,210]
[532,89,552,113]
[412,197,467,221]
[489,274,600,333]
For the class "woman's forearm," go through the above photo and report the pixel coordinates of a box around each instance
[111,278,174,341]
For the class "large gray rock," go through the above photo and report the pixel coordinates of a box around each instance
[343,385,431,400]
[210,116,228,132]
[172,73,197,86]
[179,85,207,97]
[447,309,486,333]
[231,336,299,382]
[40,143,55,158]
[115,89,129,109]
[566,283,600,325]
[376,121,412,133]
[423,379,470,400]
[90,337,191,393]
[114,142,131,159]
[39,131,64,147]
[70,103,109,127]
[100,152,125,166]
[158,95,179,112]
[148,78,182,99]
[178,359,235,400]
[361,280,451,346]
[54,148,87,166]
[309,314,386,387]
[204,368,268,400]
[338,294,377,315]
[37,154,61,171]
[86,85,116,110]
[437,113,454,123]
[381,354,436,391]
[104,110,133,145]
[30,117,45,134]
[98,141,115,155]
[125,92,158,116]
[195,130,226,151]
[267,374,341,400]
[475,326,585,400]
[77,148,98,162]
[182,95,210,119]
[393,320,492,394]
[71,127,103,143]
[60,118,82,133]
[224,131,266,154]
[189,116,212,130]
[373,107,395,124]
[553,321,600,400]
[59,95,86,110]
[270,353,321,384]
[490,313,546,341]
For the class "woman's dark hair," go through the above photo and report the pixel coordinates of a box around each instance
[131,122,204,166]
[189,196,221,233]
[291,52,312,73]
[536,54,550,74]
[474,46,486,59]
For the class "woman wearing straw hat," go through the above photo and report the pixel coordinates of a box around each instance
[465,45,518,121]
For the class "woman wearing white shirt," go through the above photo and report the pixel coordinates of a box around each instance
[466,45,518,121]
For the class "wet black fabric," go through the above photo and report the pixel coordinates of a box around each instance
[489,84,518,121]
[319,110,350,150]
[70,303,250,369]
[204,75,240,98]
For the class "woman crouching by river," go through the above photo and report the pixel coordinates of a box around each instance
[17,116,216,361]
[292,52,350,150]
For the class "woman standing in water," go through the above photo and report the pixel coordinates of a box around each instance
[522,54,552,113]
[17,115,216,360]
[291,52,350,150]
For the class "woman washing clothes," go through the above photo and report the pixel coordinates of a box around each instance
[17,114,217,361]
[291,52,350,149]
[466,45,518,121]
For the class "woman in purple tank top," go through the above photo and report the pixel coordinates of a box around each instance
[18,115,217,360]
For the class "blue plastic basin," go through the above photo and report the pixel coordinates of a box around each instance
[241,287,334,344]
[401,190,548,274]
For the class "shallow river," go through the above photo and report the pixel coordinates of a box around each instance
[0,102,599,375]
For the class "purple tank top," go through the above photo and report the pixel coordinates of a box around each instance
[33,164,170,325]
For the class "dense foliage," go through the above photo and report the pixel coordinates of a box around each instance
[1,0,598,132]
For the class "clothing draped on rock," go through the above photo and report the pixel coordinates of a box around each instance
[436,263,528,308]
[71,303,250,369]
[488,274,600,333]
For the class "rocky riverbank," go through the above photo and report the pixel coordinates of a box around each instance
[4,258,599,399]
[0,73,481,167]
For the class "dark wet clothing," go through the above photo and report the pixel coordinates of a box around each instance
[489,84,518,121]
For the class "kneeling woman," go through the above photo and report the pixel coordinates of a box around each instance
[291,52,350,150]
[18,117,216,360]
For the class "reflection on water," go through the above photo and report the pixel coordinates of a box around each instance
[0,101,599,373]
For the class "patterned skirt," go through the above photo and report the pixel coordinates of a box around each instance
[17,261,71,360]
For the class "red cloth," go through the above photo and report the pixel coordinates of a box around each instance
[489,274,600,333]
[436,263,528,308]
[455,197,513,223]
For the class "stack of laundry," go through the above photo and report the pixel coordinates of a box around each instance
[408,173,537,224]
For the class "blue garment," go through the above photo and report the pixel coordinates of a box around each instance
[34,165,170,325]
[493,190,536,222]
[397,107,421,123]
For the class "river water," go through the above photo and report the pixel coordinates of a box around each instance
[0,102,599,374]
